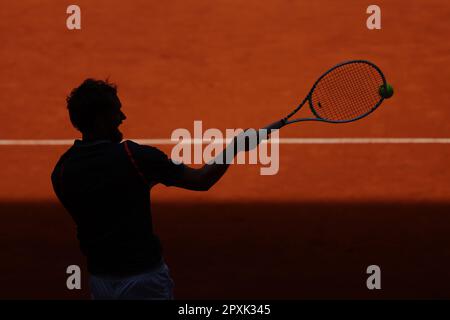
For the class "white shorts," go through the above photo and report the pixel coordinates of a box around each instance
[89,261,174,300]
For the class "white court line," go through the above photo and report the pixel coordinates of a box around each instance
[0,138,450,145]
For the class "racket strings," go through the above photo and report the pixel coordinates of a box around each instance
[310,62,383,122]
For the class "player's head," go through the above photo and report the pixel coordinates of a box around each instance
[66,79,126,143]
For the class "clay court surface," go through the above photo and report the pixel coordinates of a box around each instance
[1,1,450,299]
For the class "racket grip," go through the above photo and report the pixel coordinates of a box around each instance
[263,119,286,131]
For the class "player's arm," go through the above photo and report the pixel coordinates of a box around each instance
[171,141,234,191]
[171,129,263,191]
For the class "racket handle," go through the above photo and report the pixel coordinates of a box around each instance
[263,119,286,131]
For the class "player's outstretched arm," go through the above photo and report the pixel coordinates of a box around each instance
[171,129,262,191]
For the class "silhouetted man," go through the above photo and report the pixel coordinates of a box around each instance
[51,79,257,300]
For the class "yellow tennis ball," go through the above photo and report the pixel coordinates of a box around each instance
[379,83,394,99]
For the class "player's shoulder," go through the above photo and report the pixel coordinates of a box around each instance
[51,144,77,180]
[56,143,78,164]
[122,140,168,160]
[122,139,161,152]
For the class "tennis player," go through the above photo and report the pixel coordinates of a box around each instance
[51,79,259,300]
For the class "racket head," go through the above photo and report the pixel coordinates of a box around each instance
[307,60,387,123]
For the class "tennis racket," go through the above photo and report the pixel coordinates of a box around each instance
[264,60,392,131]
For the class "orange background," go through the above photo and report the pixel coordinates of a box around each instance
[1,0,449,298]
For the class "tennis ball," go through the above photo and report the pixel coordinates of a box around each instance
[379,83,394,99]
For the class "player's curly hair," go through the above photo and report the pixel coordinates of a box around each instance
[66,79,118,132]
